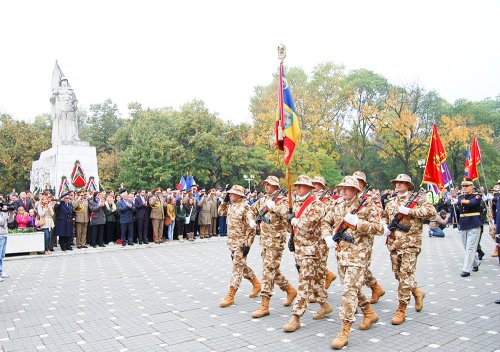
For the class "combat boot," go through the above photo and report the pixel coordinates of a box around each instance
[219,287,237,308]
[282,284,297,306]
[283,314,301,332]
[391,302,407,325]
[251,296,270,318]
[331,321,352,349]
[309,295,316,303]
[369,282,385,304]
[412,287,425,312]
[249,277,261,298]
[324,271,337,289]
[312,302,333,320]
[358,304,378,330]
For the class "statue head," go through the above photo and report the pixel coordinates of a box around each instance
[59,77,69,87]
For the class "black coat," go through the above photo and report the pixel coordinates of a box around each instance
[54,201,74,237]
[14,198,34,212]
[134,196,149,219]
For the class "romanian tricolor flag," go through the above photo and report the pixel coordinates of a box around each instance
[422,124,448,192]
[276,63,301,165]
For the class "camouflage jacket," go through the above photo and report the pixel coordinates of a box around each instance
[383,192,437,252]
[321,196,383,267]
[292,194,325,258]
[251,192,289,247]
[219,199,256,251]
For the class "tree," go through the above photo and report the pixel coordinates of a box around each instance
[0,115,51,193]
[79,99,121,153]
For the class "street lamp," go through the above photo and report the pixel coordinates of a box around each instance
[417,159,426,180]
[243,174,255,191]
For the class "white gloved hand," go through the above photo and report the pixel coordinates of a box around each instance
[324,236,335,249]
[487,194,494,201]
[266,199,276,210]
[249,220,257,229]
[343,213,359,227]
[290,217,299,227]
[398,206,411,215]
[383,224,391,237]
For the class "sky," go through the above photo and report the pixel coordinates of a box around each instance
[1,0,499,124]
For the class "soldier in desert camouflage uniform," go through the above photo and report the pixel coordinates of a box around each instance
[382,174,436,325]
[352,171,386,304]
[322,176,384,349]
[283,175,333,332]
[310,176,336,299]
[218,185,261,308]
[250,176,298,318]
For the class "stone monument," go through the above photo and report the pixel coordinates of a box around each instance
[30,62,100,196]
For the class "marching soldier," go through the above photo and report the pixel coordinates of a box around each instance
[250,176,297,319]
[149,188,167,243]
[322,176,383,349]
[456,178,483,277]
[352,171,386,304]
[218,185,261,307]
[382,174,436,325]
[283,175,332,332]
[311,176,336,296]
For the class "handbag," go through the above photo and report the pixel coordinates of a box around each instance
[35,215,45,227]
[164,217,172,226]
[185,207,193,225]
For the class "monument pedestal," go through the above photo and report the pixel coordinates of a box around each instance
[31,144,100,196]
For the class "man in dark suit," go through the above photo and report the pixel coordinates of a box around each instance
[14,192,34,212]
[135,190,149,244]
[54,193,74,251]
[118,192,136,246]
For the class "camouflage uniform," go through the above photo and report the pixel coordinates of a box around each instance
[362,191,383,288]
[251,191,290,297]
[219,197,257,289]
[291,193,326,317]
[383,192,436,305]
[321,194,383,322]
[313,189,335,290]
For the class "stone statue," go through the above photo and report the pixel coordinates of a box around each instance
[51,76,80,145]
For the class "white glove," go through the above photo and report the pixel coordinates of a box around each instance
[398,206,411,215]
[487,194,494,201]
[290,217,299,227]
[324,236,335,249]
[266,200,275,210]
[383,224,391,237]
[249,220,257,229]
[343,213,359,227]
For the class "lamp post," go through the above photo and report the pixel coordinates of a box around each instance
[243,174,255,191]
[417,159,426,183]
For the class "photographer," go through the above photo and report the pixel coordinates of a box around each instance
[0,203,9,282]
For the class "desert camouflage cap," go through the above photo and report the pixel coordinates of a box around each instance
[293,175,314,188]
[390,174,414,190]
[262,176,280,186]
[227,185,246,197]
[352,171,367,184]
[312,176,327,187]
[336,175,362,192]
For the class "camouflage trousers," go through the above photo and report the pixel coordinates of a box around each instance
[390,250,419,304]
[338,265,370,322]
[260,245,289,297]
[292,256,326,316]
[364,249,378,287]
[318,244,329,285]
[229,248,256,289]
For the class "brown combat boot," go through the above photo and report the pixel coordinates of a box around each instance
[283,284,297,307]
[219,287,237,308]
[248,277,261,298]
[358,304,378,330]
[283,314,301,332]
[412,287,425,312]
[252,296,270,318]
[312,302,333,320]
[492,247,498,257]
[331,321,352,349]
[309,295,316,303]
[391,302,407,325]
[324,271,336,289]
[369,282,385,304]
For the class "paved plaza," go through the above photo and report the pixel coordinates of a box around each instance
[1,226,499,352]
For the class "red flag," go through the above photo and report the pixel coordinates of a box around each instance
[422,124,448,192]
[468,134,481,181]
